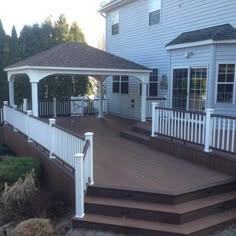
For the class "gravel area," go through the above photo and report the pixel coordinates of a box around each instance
[65,225,236,236]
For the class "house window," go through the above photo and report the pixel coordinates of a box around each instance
[149,0,161,26]
[217,64,235,103]
[149,69,158,96]
[111,11,119,35]
[112,76,129,94]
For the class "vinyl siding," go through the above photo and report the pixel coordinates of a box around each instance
[106,76,142,120]
[105,0,236,118]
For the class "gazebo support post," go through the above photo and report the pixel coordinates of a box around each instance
[98,79,104,119]
[31,82,39,117]
[9,78,15,106]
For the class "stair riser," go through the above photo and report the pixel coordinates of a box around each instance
[72,220,184,236]
[85,198,236,224]
[131,126,151,136]
[175,182,236,204]
[87,182,236,204]
[87,187,175,204]
[85,203,179,224]
[191,218,236,236]
[120,132,149,145]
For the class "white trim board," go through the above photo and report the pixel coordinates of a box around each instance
[166,40,236,50]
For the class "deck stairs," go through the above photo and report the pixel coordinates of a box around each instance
[73,180,236,235]
[73,123,236,235]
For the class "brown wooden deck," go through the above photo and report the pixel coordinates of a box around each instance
[56,115,232,194]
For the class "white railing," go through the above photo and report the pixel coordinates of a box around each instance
[3,102,94,218]
[19,97,108,117]
[146,97,167,119]
[211,114,236,153]
[152,103,236,154]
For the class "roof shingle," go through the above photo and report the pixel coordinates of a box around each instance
[166,24,236,47]
[6,42,149,71]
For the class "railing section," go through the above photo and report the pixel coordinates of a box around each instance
[152,105,206,145]
[146,97,167,119]
[3,102,94,218]
[211,114,236,153]
[152,103,236,154]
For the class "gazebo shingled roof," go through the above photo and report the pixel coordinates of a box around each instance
[6,42,149,71]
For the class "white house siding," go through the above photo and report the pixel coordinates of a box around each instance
[212,44,236,116]
[169,45,212,109]
[105,0,236,117]
[106,76,142,120]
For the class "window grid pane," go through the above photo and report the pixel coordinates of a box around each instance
[217,64,235,103]
[149,69,158,97]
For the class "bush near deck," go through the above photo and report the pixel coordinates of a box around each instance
[0,157,41,190]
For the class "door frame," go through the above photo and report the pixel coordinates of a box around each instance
[171,65,208,111]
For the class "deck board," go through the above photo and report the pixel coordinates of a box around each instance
[55,115,232,194]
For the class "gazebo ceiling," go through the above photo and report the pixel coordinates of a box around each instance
[5,42,150,72]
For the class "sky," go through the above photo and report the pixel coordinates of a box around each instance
[0,0,106,47]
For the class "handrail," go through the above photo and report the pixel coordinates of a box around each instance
[82,140,90,157]
[211,113,236,120]
[155,106,205,116]
[53,124,85,141]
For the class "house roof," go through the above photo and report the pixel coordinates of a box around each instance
[5,42,149,71]
[166,24,236,47]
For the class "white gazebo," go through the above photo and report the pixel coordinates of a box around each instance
[4,42,151,122]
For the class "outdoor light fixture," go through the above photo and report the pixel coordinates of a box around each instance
[184,51,194,58]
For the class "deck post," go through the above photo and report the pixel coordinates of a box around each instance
[27,110,33,142]
[85,132,94,185]
[204,109,214,152]
[3,101,8,124]
[53,97,57,118]
[49,118,56,158]
[13,105,17,132]
[141,82,147,122]
[74,153,85,218]
[151,102,159,137]
[23,98,28,112]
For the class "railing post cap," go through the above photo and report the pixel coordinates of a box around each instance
[74,153,84,159]
[205,108,214,113]
[3,101,8,105]
[84,132,94,136]
[49,118,56,124]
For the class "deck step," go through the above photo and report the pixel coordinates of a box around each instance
[85,191,236,224]
[120,129,150,145]
[72,208,236,236]
[87,179,236,204]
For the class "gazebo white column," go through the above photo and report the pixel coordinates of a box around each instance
[98,79,104,119]
[9,79,15,106]
[141,82,147,122]
[31,82,39,117]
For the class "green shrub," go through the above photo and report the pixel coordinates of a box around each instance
[9,218,54,236]
[0,157,40,187]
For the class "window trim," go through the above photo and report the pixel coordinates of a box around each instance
[215,63,236,105]
[111,10,119,35]
[148,0,162,26]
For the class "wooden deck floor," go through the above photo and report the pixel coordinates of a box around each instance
[56,115,232,194]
